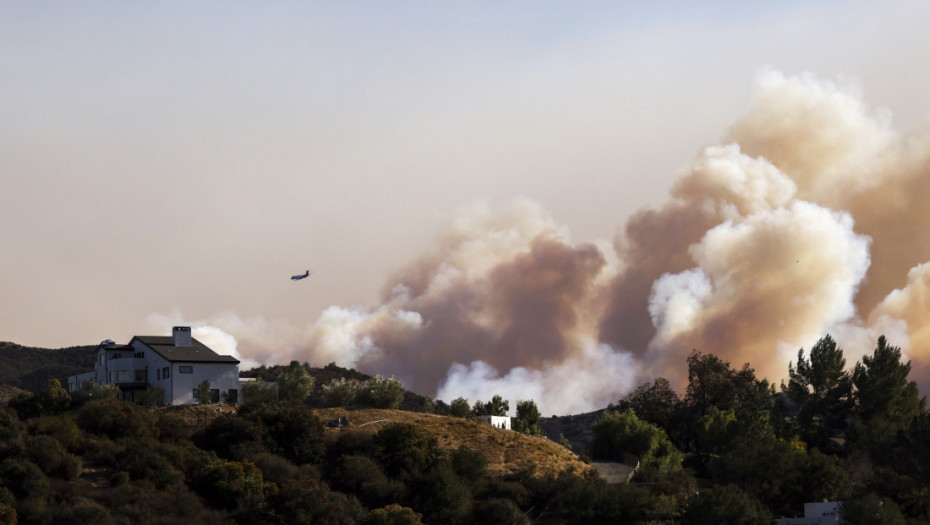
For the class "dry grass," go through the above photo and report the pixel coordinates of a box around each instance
[314,407,594,478]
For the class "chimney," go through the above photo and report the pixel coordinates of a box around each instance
[173,326,192,347]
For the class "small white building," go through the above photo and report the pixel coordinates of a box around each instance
[67,326,241,405]
[774,501,844,525]
[479,415,511,430]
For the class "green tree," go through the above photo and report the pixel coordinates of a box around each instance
[512,400,542,436]
[449,397,471,418]
[278,360,315,403]
[357,375,405,409]
[242,377,277,406]
[681,484,772,525]
[8,379,71,419]
[193,458,272,511]
[74,381,120,404]
[850,336,924,458]
[616,377,681,430]
[782,335,853,441]
[323,378,360,407]
[194,380,212,404]
[591,409,683,471]
[841,493,905,525]
[472,395,509,417]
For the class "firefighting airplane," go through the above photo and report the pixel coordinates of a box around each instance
[291,270,313,281]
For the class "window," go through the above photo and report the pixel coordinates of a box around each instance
[163,367,170,378]
[110,353,121,360]
[134,351,144,358]
[135,369,146,382]
[117,370,130,382]
[210,389,220,403]
[99,354,105,366]
[109,371,116,382]
[156,369,161,380]
[179,366,193,374]
[226,389,238,403]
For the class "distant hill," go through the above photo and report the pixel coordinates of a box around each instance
[0,341,97,391]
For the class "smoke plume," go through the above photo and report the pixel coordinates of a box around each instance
[150,69,930,415]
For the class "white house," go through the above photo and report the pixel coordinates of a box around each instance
[479,415,512,430]
[67,326,241,405]
[774,501,844,525]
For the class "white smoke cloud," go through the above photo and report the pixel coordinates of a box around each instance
[435,340,638,416]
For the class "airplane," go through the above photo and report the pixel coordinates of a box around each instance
[291,270,312,281]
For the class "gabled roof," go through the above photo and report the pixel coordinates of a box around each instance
[130,336,240,364]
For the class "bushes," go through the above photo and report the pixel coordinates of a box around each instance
[24,435,81,480]
[0,457,49,500]
[242,402,326,465]
[193,458,273,511]
[323,376,406,409]
[76,399,156,440]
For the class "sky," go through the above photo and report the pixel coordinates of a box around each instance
[3,1,930,415]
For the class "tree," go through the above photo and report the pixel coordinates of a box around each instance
[195,380,213,404]
[591,409,683,471]
[449,397,471,418]
[683,351,775,451]
[616,377,680,430]
[278,361,315,403]
[681,484,772,525]
[512,400,542,436]
[782,335,853,441]
[8,379,71,419]
[472,395,509,417]
[323,378,359,407]
[850,336,924,457]
[138,385,166,406]
[242,377,277,406]
[356,376,405,409]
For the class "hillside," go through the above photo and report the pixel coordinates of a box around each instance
[314,407,592,478]
[0,341,97,391]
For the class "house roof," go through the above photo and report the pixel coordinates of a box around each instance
[130,336,240,364]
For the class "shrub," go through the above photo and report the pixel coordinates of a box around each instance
[356,376,405,409]
[278,361,316,402]
[138,385,166,406]
[243,402,326,465]
[25,435,81,480]
[449,397,471,418]
[361,504,425,525]
[375,423,443,479]
[267,465,363,525]
[115,440,183,488]
[0,457,49,500]
[193,458,272,511]
[323,378,360,407]
[194,380,212,404]
[332,455,405,508]
[242,378,277,406]
[77,399,156,440]
[196,413,265,461]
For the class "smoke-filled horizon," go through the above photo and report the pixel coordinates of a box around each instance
[145,70,930,415]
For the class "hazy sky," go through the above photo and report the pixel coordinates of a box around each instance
[4,2,930,412]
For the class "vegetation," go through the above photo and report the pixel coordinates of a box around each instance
[1,334,928,523]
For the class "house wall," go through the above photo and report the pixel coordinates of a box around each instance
[67,371,97,394]
[168,361,240,405]
[480,415,512,430]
